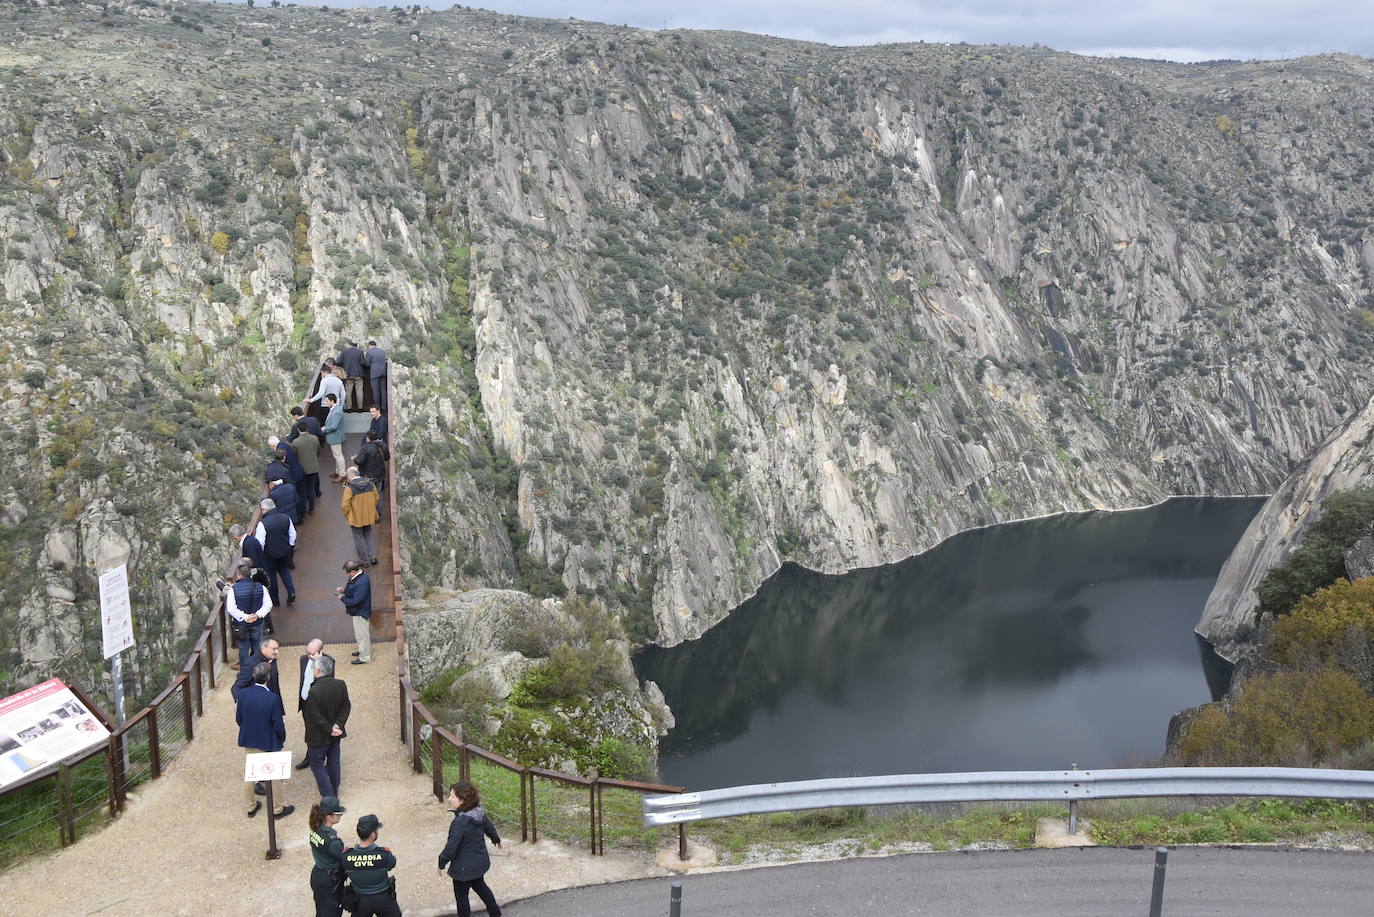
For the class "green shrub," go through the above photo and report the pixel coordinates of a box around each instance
[1177,667,1374,766]
[1271,577,1374,678]
[1256,488,1374,620]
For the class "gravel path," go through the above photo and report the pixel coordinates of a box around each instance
[0,643,669,916]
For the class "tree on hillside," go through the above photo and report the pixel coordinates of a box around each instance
[1255,487,1374,621]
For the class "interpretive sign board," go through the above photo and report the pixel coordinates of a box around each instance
[99,565,135,659]
[0,678,111,789]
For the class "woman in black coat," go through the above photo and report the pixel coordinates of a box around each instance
[437,780,503,917]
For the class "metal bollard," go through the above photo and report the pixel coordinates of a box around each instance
[1148,846,1168,917]
[669,881,683,917]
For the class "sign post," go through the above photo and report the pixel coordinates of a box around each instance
[98,566,135,726]
[245,750,293,860]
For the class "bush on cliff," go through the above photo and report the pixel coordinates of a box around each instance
[1255,487,1374,621]
[1270,577,1374,690]
[1177,667,1374,766]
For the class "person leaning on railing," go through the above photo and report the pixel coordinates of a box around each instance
[309,796,348,917]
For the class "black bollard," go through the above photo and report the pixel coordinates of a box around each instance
[1148,846,1167,917]
[669,880,683,917]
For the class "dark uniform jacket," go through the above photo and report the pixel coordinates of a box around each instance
[309,824,346,872]
[304,675,351,747]
[364,346,387,379]
[438,807,502,881]
[342,843,395,895]
[267,481,299,522]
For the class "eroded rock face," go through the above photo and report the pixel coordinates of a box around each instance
[1197,394,1374,658]
[2,2,1374,693]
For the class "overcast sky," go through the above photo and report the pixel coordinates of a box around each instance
[429,0,1372,62]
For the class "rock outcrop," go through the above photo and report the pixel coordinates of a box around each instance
[1197,395,1374,658]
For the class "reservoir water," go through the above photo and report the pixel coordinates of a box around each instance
[635,497,1265,790]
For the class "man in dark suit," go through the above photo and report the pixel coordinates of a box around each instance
[295,638,333,770]
[363,339,387,410]
[339,341,367,410]
[232,636,281,702]
[304,655,351,798]
[236,662,294,819]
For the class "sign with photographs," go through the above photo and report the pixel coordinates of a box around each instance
[98,565,135,659]
[0,678,111,790]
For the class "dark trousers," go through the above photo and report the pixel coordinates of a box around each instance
[301,473,320,512]
[453,876,501,917]
[263,554,295,606]
[311,867,343,917]
[370,375,388,410]
[308,738,342,797]
[354,890,400,917]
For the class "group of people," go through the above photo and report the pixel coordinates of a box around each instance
[233,637,352,820]
[307,782,504,917]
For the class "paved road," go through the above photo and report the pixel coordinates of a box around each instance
[502,847,1374,916]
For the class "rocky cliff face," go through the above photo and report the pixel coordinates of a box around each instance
[1197,393,1374,658]
[2,0,1373,696]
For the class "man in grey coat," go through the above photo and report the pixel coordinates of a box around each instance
[363,339,387,411]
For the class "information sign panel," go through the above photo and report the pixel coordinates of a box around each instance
[0,678,110,789]
[99,565,135,659]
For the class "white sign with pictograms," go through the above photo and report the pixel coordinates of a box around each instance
[244,750,294,782]
[98,565,135,659]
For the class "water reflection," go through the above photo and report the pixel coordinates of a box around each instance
[635,497,1263,788]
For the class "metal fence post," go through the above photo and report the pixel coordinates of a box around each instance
[148,707,163,779]
[181,678,194,743]
[678,824,687,861]
[588,767,599,855]
[527,768,538,843]
[56,764,72,846]
[398,681,408,745]
[669,881,683,917]
[1148,846,1168,917]
[1067,763,1079,835]
[431,732,443,800]
[519,768,529,843]
[410,705,422,774]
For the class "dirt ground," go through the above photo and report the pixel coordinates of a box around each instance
[0,643,672,916]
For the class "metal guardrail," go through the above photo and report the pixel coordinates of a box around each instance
[642,767,1374,826]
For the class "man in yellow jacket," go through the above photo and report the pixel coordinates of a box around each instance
[341,464,380,567]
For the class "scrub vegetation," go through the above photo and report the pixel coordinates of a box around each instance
[1178,488,1374,766]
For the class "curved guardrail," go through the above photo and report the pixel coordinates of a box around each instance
[642,766,1374,826]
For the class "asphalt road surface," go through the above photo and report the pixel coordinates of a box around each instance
[500,847,1374,916]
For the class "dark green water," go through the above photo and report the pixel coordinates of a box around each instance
[635,497,1264,790]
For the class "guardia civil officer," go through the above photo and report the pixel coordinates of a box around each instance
[342,814,400,917]
[308,796,347,917]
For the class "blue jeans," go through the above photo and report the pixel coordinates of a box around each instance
[308,738,342,797]
[237,620,263,668]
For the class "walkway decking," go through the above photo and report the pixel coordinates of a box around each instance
[271,430,395,648]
